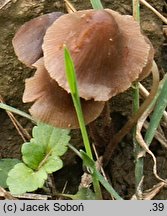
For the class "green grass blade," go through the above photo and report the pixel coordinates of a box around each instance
[81,150,123,200]
[0,103,34,122]
[90,0,103,9]
[64,46,92,158]
[144,75,167,145]
[132,0,142,193]
[64,45,102,199]
[64,46,77,95]
[132,0,140,22]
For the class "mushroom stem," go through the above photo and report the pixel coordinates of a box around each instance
[103,61,159,167]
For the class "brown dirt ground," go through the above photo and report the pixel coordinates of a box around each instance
[0,0,166,199]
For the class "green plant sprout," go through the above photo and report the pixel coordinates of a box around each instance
[67,144,123,199]
[6,123,70,194]
[80,150,123,200]
[64,45,102,199]
[64,44,123,200]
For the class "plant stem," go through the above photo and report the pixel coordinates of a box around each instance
[133,0,140,22]
[95,170,123,200]
[144,75,167,146]
[64,46,102,199]
[90,0,103,9]
[133,82,144,190]
[81,151,123,200]
[71,83,102,200]
[132,0,144,193]
[73,99,93,159]
[0,103,35,122]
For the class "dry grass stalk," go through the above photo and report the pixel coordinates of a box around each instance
[64,0,77,13]
[0,187,17,200]
[140,0,167,24]
[0,96,31,142]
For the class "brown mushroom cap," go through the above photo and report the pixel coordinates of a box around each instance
[137,37,154,81]
[43,9,153,101]
[12,12,63,67]
[23,58,105,129]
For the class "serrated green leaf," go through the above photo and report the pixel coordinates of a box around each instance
[0,159,20,188]
[7,163,47,195]
[32,123,70,154]
[22,142,46,170]
[42,155,63,174]
[7,122,70,195]
[22,123,70,170]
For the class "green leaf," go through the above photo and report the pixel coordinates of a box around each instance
[7,163,47,194]
[80,151,123,200]
[61,188,96,200]
[144,75,167,146]
[42,155,63,174]
[64,47,93,159]
[7,123,70,194]
[80,150,95,173]
[0,159,20,188]
[22,123,70,170]
[64,45,78,95]
[64,46,102,199]
[22,142,45,170]
[32,123,70,155]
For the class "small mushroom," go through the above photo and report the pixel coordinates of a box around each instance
[43,9,154,101]
[12,9,154,129]
[23,58,105,128]
[12,12,63,67]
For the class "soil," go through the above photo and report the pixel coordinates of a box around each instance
[0,0,166,199]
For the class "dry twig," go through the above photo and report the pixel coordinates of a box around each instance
[131,181,166,200]
[64,0,76,13]
[0,96,31,142]
[0,187,17,200]
[140,0,167,24]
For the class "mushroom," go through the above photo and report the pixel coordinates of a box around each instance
[43,9,154,101]
[12,12,63,67]
[23,58,105,128]
[137,36,154,81]
[12,9,154,129]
